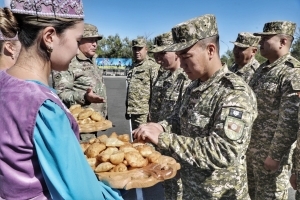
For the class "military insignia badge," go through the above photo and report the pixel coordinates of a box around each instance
[224,116,245,140]
[229,108,243,119]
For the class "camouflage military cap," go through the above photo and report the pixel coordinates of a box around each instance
[165,14,218,52]
[150,32,174,53]
[132,38,147,48]
[148,45,158,53]
[254,21,296,37]
[230,32,260,48]
[83,23,102,40]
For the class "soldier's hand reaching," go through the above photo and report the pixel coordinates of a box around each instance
[132,123,163,145]
[264,156,280,172]
[85,88,106,103]
[290,174,297,190]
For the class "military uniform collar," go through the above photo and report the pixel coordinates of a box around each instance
[133,55,150,67]
[232,57,257,74]
[263,52,291,69]
[193,65,228,92]
[76,50,93,63]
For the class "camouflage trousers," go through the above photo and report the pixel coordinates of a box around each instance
[130,114,148,130]
[163,172,183,200]
[295,172,300,200]
[247,151,290,200]
[296,190,300,200]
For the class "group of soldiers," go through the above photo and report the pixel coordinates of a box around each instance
[128,14,300,200]
[50,14,300,200]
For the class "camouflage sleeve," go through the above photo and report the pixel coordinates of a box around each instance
[157,89,257,170]
[159,78,190,134]
[268,75,300,161]
[52,70,89,108]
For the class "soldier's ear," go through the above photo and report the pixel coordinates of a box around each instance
[206,43,217,60]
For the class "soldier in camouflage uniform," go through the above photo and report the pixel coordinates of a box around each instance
[52,23,107,141]
[149,32,190,200]
[125,38,160,130]
[290,107,300,200]
[246,21,300,200]
[133,14,257,200]
[229,32,261,84]
[149,32,190,123]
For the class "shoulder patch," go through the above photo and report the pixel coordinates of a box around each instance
[224,116,245,140]
[222,72,246,90]
[285,57,300,68]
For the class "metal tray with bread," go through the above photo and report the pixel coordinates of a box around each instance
[69,104,112,133]
[80,132,181,190]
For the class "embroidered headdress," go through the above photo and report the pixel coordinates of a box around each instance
[5,0,84,19]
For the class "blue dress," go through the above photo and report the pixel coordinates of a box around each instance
[31,81,123,200]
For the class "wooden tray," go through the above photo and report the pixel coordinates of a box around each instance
[96,156,180,190]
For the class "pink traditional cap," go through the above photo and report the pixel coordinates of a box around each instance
[0,30,18,41]
[4,0,84,19]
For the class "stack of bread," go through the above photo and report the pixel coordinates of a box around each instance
[80,132,181,189]
[69,104,112,132]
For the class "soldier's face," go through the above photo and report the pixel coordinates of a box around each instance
[233,46,256,67]
[78,37,98,58]
[176,42,209,81]
[259,35,280,59]
[153,52,161,64]
[132,46,147,62]
[51,21,84,71]
[156,51,179,72]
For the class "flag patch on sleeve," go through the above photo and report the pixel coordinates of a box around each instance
[229,108,243,119]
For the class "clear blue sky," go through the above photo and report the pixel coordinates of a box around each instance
[1,0,300,56]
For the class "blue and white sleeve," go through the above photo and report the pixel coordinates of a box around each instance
[33,100,123,200]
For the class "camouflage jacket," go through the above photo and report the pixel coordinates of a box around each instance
[292,107,300,175]
[159,66,257,199]
[126,56,160,115]
[52,51,108,118]
[229,57,260,84]
[248,53,300,166]
[149,68,190,122]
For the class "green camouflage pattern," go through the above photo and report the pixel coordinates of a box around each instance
[52,50,108,118]
[158,66,257,199]
[151,32,174,53]
[165,14,218,52]
[130,114,148,130]
[126,55,160,116]
[132,38,147,47]
[229,58,260,84]
[254,21,296,36]
[83,23,102,40]
[247,53,300,199]
[149,66,189,200]
[230,32,260,48]
[148,44,158,53]
[247,155,290,200]
[163,173,183,200]
[292,91,300,199]
[149,68,190,122]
